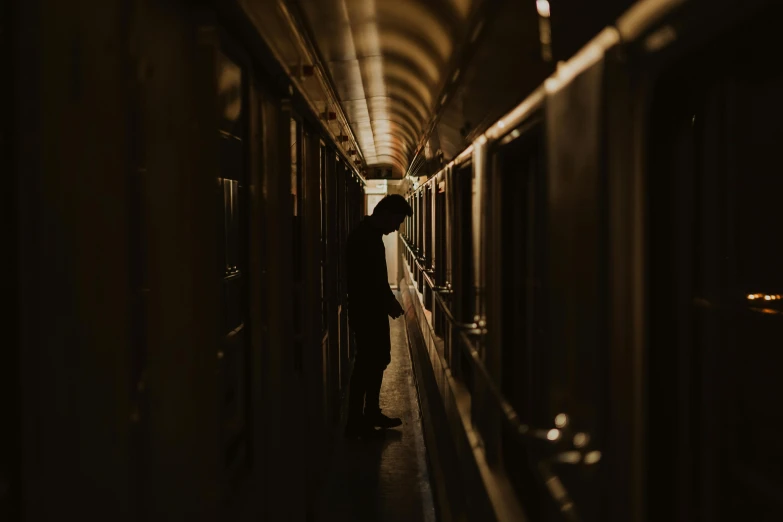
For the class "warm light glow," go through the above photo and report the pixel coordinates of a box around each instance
[746,293,781,302]
[547,428,561,441]
[498,120,506,129]
[218,55,242,122]
[752,308,782,315]
[558,451,581,464]
[584,451,602,465]
[536,0,551,18]
[573,432,589,448]
[376,0,454,61]
[555,413,568,428]
[381,31,441,84]
[644,25,677,53]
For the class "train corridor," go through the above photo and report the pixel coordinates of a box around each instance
[315,308,437,522]
[8,0,783,521]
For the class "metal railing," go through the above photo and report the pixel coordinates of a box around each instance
[399,233,584,521]
[400,234,558,444]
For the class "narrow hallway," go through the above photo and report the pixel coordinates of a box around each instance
[315,306,437,522]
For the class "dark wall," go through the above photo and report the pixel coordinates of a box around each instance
[3,0,21,519]
[420,0,636,175]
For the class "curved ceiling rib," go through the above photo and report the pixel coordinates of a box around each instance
[297,0,476,177]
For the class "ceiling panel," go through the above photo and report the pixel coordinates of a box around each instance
[244,0,640,178]
[298,0,478,176]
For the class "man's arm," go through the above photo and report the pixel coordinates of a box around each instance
[387,293,404,318]
[378,251,404,318]
[346,232,404,317]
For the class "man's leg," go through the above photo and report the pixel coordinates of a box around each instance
[364,358,401,428]
[354,318,399,429]
[362,361,385,419]
[345,332,383,439]
[346,356,367,424]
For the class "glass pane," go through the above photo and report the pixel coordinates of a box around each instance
[223,179,239,274]
[217,52,242,134]
[291,119,299,216]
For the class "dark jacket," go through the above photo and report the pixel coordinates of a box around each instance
[346,217,396,324]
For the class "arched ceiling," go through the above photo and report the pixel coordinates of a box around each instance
[295,0,478,176]
[238,0,640,179]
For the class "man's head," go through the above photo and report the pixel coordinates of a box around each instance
[371,194,413,235]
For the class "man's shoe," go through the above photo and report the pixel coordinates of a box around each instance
[344,418,384,440]
[366,412,402,429]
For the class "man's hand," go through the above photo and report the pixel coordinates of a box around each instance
[388,299,405,319]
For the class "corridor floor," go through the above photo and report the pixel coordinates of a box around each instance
[314,310,437,522]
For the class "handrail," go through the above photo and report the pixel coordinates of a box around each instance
[399,232,581,519]
[431,288,483,333]
[401,233,422,257]
[401,234,553,441]
[419,265,437,291]
[401,235,480,332]
[456,329,558,443]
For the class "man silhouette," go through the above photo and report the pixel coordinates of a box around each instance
[344,194,413,439]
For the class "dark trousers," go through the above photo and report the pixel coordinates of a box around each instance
[347,313,391,421]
